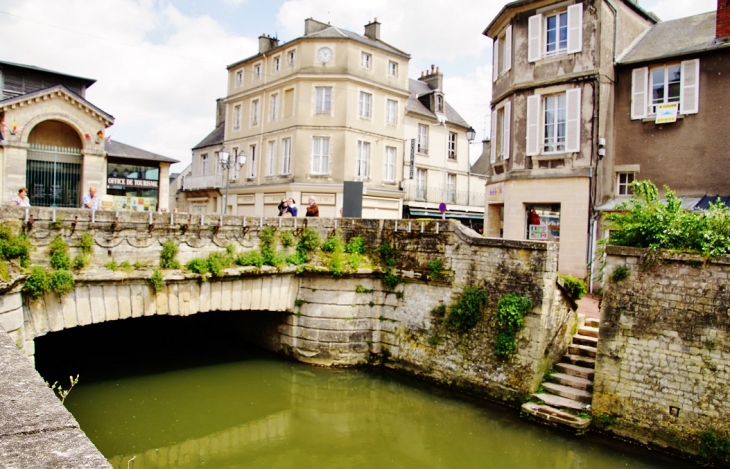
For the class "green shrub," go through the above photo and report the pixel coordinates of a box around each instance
[297,227,321,257]
[237,250,264,268]
[78,233,94,255]
[559,274,587,299]
[22,266,51,299]
[494,331,518,357]
[0,260,8,282]
[610,265,630,282]
[427,259,443,281]
[448,286,489,332]
[119,260,133,273]
[0,224,33,267]
[355,285,373,294]
[294,298,305,307]
[105,260,118,271]
[186,257,210,275]
[72,254,89,270]
[382,271,401,290]
[493,293,534,358]
[378,241,398,260]
[134,261,149,269]
[49,236,71,270]
[226,244,236,256]
[262,249,286,268]
[149,268,165,293]
[259,226,277,245]
[430,304,447,317]
[348,252,362,270]
[286,251,307,266]
[700,429,730,464]
[281,231,295,248]
[322,234,345,253]
[160,240,180,269]
[208,252,233,276]
[50,270,75,296]
[345,236,365,254]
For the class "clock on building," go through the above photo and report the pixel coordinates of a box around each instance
[317,47,333,64]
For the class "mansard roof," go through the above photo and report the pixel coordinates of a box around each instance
[192,122,225,151]
[406,79,471,129]
[0,84,114,127]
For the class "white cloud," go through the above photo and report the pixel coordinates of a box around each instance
[640,0,716,21]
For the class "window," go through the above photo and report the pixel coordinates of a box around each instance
[436,94,444,113]
[251,99,260,126]
[233,104,241,131]
[416,169,427,199]
[490,102,511,163]
[266,141,276,176]
[284,88,295,118]
[359,91,372,119]
[525,89,580,156]
[282,138,292,175]
[248,144,257,178]
[361,52,372,69]
[356,141,370,179]
[311,137,330,174]
[447,173,456,203]
[384,146,396,182]
[235,70,243,87]
[273,55,281,73]
[528,4,582,62]
[493,25,512,81]
[386,99,398,126]
[630,60,699,119]
[315,87,332,115]
[417,124,428,154]
[200,154,209,175]
[270,93,279,121]
[388,61,398,77]
[254,63,262,80]
[448,132,457,160]
[287,49,296,67]
[617,173,635,195]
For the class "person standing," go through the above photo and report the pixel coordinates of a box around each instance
[82,186,101,210]
[306,197,319,217]
[277,198,288,216]
[10,187,30,207]
[287,198,298,217]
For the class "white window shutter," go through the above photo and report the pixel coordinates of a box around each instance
[493,39,499,82]
[680,59,700,115]
[504,25,512,72]
[567,3,583,54]
[490,110,497,163]
[528,14,542,63]
[503,101,511,160]
[631,67,648,120]
[565,88,581,153]
[526,95,541,156]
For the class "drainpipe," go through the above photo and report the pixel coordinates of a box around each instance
[605,0,619,63]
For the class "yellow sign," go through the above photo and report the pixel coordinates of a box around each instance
[655,102,679,124]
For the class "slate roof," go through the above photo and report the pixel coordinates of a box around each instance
[406,79,470,129]
[192,123,225,150]
[105,139,178,164]
[619,11,724,64]
[470,152,491,176]
[304,25,410,59]
[0,60,96,87]
[0,84,114,124]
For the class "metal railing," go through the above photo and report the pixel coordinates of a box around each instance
[403,184,484,207]
[182,173,224,191]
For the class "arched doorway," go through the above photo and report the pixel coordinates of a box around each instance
[26,120,83,207]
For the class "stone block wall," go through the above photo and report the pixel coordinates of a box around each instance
[594,245,730,456]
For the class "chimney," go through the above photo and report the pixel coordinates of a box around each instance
[258,33,279,54]
[364,18,381,40]
[718,0,730,40]
[305,18,330,35]
[216,98,225,127]
[418,64,443,91]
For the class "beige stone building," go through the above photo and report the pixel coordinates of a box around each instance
[0,61,177,211]
[180,18,485,223]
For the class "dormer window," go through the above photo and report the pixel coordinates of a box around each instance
[436,94,444,113]
[235,70,243,87]
[254,63,262,80]
[273,55,281,73]
[287,49,296,67]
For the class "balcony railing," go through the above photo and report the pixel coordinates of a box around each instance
[404,185,484,207]
[182,173,224,191]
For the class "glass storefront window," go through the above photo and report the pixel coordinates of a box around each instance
[526,204,560,241]
[106,161,160,212]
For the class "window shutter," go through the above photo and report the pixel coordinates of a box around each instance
[493,38,499,82]
[526,95,541,156]
[680,59,700,115]
[505,25,512,72]
[567,3,583,54]
[565,88,581,153]
[503,101,511,160]
[631,67,648,120]
[490,110,497,163]
[528,14,542,62]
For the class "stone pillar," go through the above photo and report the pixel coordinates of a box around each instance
[158,163,170,212]
[81,149,106,201]
[2,143,29,204]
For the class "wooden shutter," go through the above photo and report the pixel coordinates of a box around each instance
[490,110,497,163]
[493,38,499,82]
[528,14,542,63]
[503,101,511,160]
[631,67,648,120]
[504,25,512,72]
[526,95,541,156]
[567,3,583,54]
[565,88,581,153]
[680,59,700,115]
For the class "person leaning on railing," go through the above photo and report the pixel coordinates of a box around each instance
[82,186,101,210]
[10,187,30,207]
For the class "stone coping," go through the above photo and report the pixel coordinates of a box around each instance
[605,245,730,265]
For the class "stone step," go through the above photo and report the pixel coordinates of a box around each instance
[521,402,591,434]
[542,382,593,404]
[572,334,598,347]
[562,353,596,369]
[585,317,600,328]
[555,362,595,380]
[551,373,593,391]
[578,325,599,338]
[568,344,597,358]
[531,393,590,412]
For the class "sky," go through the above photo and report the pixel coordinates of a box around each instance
[0,0,717,172]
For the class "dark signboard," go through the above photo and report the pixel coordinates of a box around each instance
[409,139,415,179]
[107,177,159,189]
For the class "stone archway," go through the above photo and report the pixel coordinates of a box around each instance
[26,120,83,207]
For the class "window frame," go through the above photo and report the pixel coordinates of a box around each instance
[617,172,635,195]
[417,124,429,155]
[359,91,372,119]
[200,153,209,176]
[281,137,292,175]
[233,104,242,131]
[272,55,281,74]
[493,24,512,81]
[388,61,398,77]
[416,168,427,200]
[525,88,580,156]
[384,146,396,182]
[253,62,262,80]
[448,132,457,160]
[544,11,568,58]
[356,140,371,179]
[248,144,257,179]
[287,49,296,67]
[250,98,260,126]
[270,93,279,122]
[386,99,398,126]
[311,136,330,175]
[315,86,332,115]
[235,70,243,87]
[361,52,372,70]
[542,93,567,154]
[266,140,276,177]
[528,3,582,62]
[446,173,456,204]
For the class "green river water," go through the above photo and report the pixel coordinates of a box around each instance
[36,314,698,469]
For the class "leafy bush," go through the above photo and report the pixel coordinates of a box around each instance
[78,233,94,255]
[448,286,489,332]
[378,241,398,260]
[49,236,71,270]
[237,250,264,268]
[50,270,75,296]
[72,254,89,270]
[134,261,149,269]
[430,304,447,317]
[160,240,180,269]
[149,268,165,293]
[322,234,345,253]
[559,274,587,300]
[119,260,133,273]
[355,285,373,294]
[427,259,443,281]
[382,271,401,290]
[494,331,518,357]
[286,251,307,266]
[494,293,534,358]
[259,226,277,245]
[345,236,365,254]
[22,266,51,299]
[281,231,295,248]
[105,260,118,271]
[606,180,730,257]
[297,227,321,256]
[700,429,730,465]
[186,258,210,275]
[610,265,630,282]
[330,244,344,276]
[0,224,32,266]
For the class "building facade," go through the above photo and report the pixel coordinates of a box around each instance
[0,61,176,211]
[181,18,485,222]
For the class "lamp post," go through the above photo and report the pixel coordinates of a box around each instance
[465,127,477,208]
[218,145,247,215]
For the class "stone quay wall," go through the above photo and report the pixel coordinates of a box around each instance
[594,245,730,457]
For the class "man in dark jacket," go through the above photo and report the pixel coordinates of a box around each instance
[306,197,319,217]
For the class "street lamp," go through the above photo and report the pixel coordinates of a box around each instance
[218,145,247,215]
[466,126,477,143]
[465,126,477,211]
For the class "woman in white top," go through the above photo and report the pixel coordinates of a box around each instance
[10,187,30,207]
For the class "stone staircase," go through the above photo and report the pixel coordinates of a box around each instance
[521,316,599,433]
